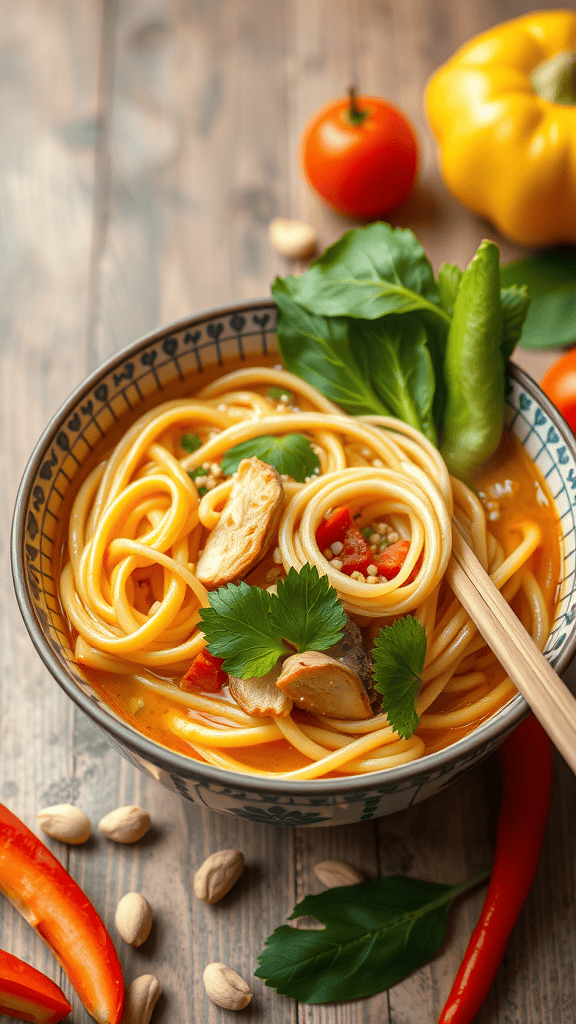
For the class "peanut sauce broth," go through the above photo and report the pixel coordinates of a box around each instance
[54,361,564,777]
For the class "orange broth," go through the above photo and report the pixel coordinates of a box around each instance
[56,360,563,776]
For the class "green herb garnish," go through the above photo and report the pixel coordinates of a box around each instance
[255,873,489,1003]
[372,616,427,739]
[199,565,346,678]
[181,433,202,454]
[267,386,293,401]
[187,465,208,496]
[220,433,320,482]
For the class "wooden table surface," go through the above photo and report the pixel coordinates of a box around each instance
[2,2,575,1022]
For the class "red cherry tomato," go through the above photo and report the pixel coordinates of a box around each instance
[541,348,576,435]
[300,88,418,219]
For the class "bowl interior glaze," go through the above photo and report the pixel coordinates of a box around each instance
[11,302,576,826]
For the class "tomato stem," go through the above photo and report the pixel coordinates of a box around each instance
[346,86,369,126]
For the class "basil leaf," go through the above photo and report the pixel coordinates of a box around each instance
[272,564,346,652]
[220,433,320,482]
[501,250,576,350]
[437,262,462,317]
[273,277,388,416]
[500,285,531,362]
[348,315,438,444]
[255,874,488,1003]
[285,222,447,322]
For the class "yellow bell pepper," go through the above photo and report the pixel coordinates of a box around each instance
[425,10,576,247]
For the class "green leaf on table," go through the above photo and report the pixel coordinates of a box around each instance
[272,564,346,653]
[500,285,531,361]
[220,433,320,482]
[273,277,389,416]
[284,222,446,322]
[500,249,576,350]
[437,262,462,317]
[372,616,427,739]
[255,874,488,1003]
[348,315,438,443]
[199,583,287,678]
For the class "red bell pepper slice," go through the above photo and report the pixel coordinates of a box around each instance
[182,649,227,692]
[315,506,373,575]
[0,804,124,1024]
[0,949,71,1023]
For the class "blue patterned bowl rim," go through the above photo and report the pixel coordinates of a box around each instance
[10,300,576,797]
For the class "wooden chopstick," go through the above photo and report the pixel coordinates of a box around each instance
[446,525,576,776]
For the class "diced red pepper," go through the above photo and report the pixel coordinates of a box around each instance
[375,539,410,580]
[182,649,228,693]
[315,506,373,575]
[0,949,71,1023]
[0,804,124,1024]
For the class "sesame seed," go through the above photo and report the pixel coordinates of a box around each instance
[372,458,384,468]
[272,547,283,564]
[277,403,287,413]
[323,548,333,560]
[210,462,222,476]
[370,543,378,553]
[366,575,379,585]
[376,522,387,533]
[367,564,378,576]
[217,403,226,412]
[194,475,208,487]
[388,531,399,543]
[331,559,343,571]
[350,570,366,582]
[331,540,344,555]
[369,532,381,545]
[206,476,217,490]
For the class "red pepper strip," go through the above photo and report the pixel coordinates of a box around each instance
[375,539,411,580]
[182,649,227,692]
[0,949,71,1023]
[315,506,373,575]
[438,714,553,1024]
[0,804,124,1024]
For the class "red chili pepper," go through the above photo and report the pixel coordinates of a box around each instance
[438,714,553,1024]
[0,804,124,1024]
[182,649,227,692]
[315,506,373,575]
[0,949,71,1023]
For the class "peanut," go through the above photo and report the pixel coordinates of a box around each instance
[203,963,252,1010]
[313,860,364,888]
[268,218,317,259]
[98,805,151,843]
[37,804,91,845]
[121,974,161,1024]
[194,849,245,904]
[115,892,153,947]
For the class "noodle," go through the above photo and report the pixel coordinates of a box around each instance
[57,366,560,778]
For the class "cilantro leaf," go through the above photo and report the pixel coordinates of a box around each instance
[255,873,488,1002]
[181,433,202,454]
[220,433,320,482]
[272,564,346,652]
[199,582,287,678]
[267,386,293,401]
[372,616,427,739]
[187,465,208,496]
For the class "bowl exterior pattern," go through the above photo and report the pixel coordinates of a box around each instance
[12,303,576,826]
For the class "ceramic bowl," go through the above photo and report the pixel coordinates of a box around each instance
[11,302,576,827]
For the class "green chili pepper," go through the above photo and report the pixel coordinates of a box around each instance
[440,239,504,481]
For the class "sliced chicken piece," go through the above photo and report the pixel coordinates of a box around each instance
[275,651,373,720]
[229,663,293,718]
[196,457,284,589]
